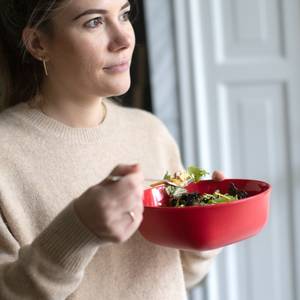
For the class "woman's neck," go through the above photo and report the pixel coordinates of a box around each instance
[31,93,107,128]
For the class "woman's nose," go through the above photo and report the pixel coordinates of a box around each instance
[108,26,133,52]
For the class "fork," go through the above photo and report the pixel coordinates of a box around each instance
[106,175,181,187]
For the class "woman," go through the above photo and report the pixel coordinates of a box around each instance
[0,0,223,299]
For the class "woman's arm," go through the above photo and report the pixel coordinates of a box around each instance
[0,203,100,300]
[0,163,144,300]
[180,248,222,289]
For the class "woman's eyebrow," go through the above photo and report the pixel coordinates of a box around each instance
[72,2,130,21]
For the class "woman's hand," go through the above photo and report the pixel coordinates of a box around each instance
[211,170,225,181]
[74,164,144,244]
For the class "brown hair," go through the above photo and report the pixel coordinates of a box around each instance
[0,0,137,111]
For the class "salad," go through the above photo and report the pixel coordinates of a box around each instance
[153,166,248,207]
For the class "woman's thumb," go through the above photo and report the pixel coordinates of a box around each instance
[109,163,140,177]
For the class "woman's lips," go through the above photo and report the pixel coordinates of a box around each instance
[103,61,130,73]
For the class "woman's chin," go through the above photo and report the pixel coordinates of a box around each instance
[105,82,131,97]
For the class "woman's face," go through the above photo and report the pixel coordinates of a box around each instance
[44,0,135,98]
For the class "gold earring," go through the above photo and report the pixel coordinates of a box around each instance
[42,59,48,76]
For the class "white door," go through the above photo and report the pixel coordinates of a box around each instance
[145,0,300,299]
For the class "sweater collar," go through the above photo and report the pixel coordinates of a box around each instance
[11,99,118,144]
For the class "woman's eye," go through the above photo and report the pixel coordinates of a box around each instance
[120,11,131,22]
[85,17,104,29]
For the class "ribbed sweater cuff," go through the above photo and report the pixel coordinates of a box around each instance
[33,202,102,273]
[184,248,223,259]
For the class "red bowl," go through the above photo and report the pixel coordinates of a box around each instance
[139,179,271,251]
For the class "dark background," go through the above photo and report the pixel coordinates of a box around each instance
[122,0,152,112]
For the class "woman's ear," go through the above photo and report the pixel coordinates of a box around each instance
[22,27,49,61]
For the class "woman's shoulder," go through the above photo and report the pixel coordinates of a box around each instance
[109,101,179,153]
[0,104,26,141]
[109,100,169,133]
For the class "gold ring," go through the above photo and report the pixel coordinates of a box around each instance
[128,211,135,223]
[107,175,121,182]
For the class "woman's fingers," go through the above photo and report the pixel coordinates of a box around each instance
[122,202,144,231]
[100,201,144,243]
[103,168,144,212]
[73,164,145,244]
[212,170,225,181]
[106,163,140,180]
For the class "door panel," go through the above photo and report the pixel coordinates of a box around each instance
[213,0,284,60]
[145,0,300,299]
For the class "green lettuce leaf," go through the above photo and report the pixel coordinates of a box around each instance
[187,166,209,182]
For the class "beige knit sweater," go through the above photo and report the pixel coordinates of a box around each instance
[0,100,219,300]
